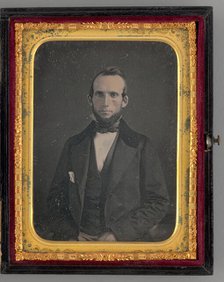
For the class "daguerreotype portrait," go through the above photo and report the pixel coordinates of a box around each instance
[33,42,177,242]
[0,7,213,275]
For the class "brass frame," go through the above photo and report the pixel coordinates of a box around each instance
[14,21,197,261]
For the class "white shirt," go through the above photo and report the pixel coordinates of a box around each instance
[93,132,118,172]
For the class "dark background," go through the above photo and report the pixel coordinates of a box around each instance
[33,40,177,241]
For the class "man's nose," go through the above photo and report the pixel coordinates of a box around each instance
[102,93,110,106]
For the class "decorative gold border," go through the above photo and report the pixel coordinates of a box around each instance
[14,21,197,261]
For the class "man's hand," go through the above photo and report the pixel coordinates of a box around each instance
[97,232,117,241]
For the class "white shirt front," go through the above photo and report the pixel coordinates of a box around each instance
[93,132,118,172]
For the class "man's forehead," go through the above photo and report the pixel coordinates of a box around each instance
[93,75,125,90]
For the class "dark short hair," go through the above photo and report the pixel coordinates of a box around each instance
[89,66,127,98]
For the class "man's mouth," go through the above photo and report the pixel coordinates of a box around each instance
[100,110,112,114]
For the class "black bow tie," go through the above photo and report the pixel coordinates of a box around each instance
[94,123,119,134]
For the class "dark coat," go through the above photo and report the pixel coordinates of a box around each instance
[47,119,169,241]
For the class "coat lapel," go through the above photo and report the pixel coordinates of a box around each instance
[106,136,138,194]
[70,135,91,202]
[68,120,140,210]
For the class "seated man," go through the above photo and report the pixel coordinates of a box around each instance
[47,66,169,241]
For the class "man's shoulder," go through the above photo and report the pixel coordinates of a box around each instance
[119,119,149,148]
[64,122,95,147]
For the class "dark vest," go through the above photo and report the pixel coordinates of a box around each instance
[80,136,118,236]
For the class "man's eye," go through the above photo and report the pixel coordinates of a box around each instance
[110,92,119,98]
[95,92,104,97]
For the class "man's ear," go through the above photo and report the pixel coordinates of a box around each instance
[122,95,129,108]
[87,95,92,105]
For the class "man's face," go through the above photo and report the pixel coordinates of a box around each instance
[90,75,128,119]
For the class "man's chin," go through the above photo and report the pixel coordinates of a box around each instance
[93,109,122,127]
[98,113,113,119]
